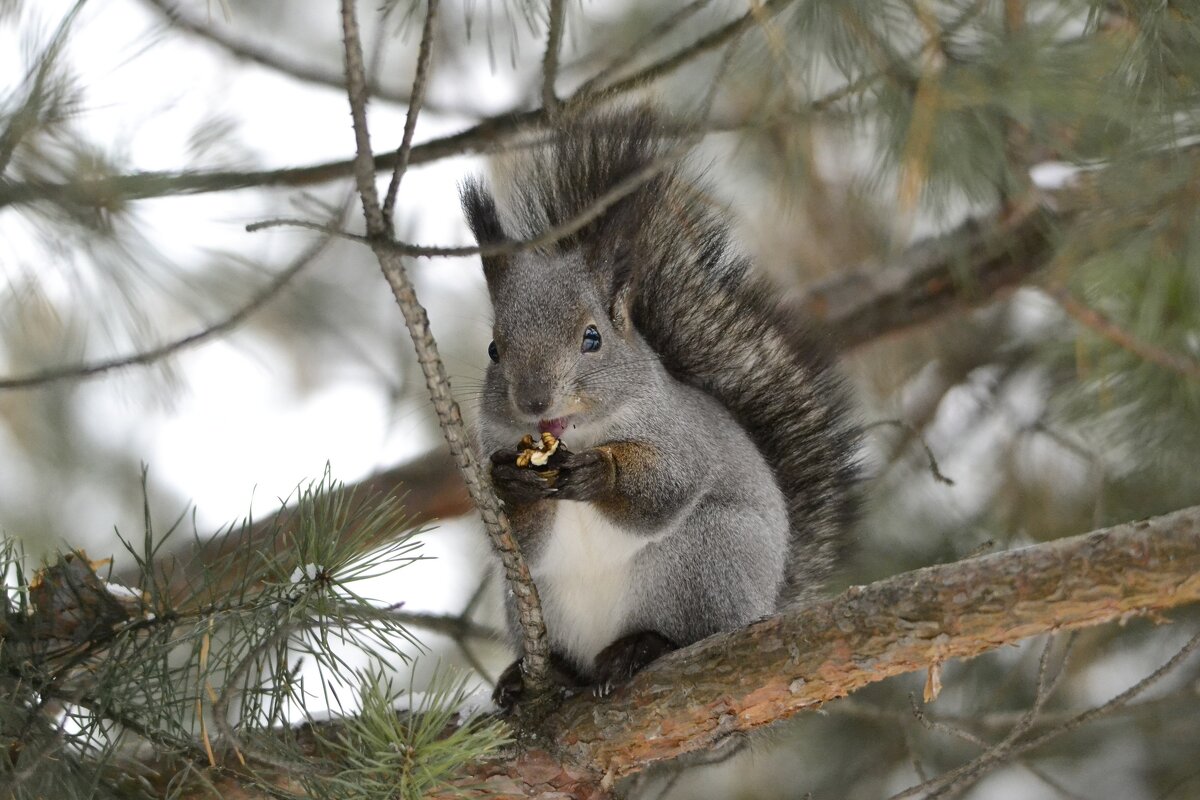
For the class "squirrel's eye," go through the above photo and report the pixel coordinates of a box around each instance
[488,340,499,363]
[581,325,602,353]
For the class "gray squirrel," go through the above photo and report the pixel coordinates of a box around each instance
[461,108,859,707]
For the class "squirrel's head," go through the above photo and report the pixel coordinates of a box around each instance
[460,176,657,444]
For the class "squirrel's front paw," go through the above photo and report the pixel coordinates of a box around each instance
[490,450,555,505]
[554,448,615,501]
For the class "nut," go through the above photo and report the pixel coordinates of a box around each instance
[515,432,567,469]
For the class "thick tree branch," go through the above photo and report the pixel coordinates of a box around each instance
[154,505,1200,799]
[532,504,1200,779]
[395,503,1200,799]
[792,205,1058,350]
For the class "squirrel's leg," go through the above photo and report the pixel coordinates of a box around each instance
[493,651,585,711]
[591,630,678,697]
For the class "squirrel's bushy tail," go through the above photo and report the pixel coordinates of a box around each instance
[465,107,860,602]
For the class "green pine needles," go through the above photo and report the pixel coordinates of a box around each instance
[304,669,511,800]
[0,468,508,800]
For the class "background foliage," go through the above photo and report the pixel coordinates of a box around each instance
[2,0,1199,798]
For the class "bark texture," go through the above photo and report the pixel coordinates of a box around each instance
[530,505,1200,779]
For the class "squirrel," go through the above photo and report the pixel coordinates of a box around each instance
[460,107,859,707]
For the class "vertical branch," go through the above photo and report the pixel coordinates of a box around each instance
[336,0,551,693]
[1001,0,1031,211]
[542,0,566,112]
[382,0,440,223]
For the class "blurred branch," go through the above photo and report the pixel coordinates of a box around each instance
[0,224,336,391]
[0,0,87,174]
[142,0,463,113]
[792,204,1058,349]
[1051,286,1200,381]
[540,0,565,113]
[572,0,714,96]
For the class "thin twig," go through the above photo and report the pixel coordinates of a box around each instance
[1052,287,1200,381]
[382,0,440,223]
[249,147,682,259]
[909,693,1089,800]
[891,639,1063,800]
[1022,629,1200,752]
[891,629,1196,800]
[141,0,463,113]
[541,0,566,113]
[927,634,1075,798]
[0,228,336,391]
[573,0,714,96]
[335,0,551,694]
[863,419,956,486]
[594,0,798,100]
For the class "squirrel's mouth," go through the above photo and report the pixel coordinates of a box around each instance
[537,417,569,438]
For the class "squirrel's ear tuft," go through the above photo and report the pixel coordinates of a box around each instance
[460,177,509,284]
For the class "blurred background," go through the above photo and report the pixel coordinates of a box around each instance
[2,0,1199,798]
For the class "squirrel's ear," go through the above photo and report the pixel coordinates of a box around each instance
[610,280,635,332]
[460,178,509,285]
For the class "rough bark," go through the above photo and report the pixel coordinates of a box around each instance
[457,505,1200,791]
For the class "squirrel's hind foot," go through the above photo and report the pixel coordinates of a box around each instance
[591,630,677,698]
[492,652,585,712]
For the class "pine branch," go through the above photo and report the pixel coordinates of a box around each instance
[133,504,1200,799]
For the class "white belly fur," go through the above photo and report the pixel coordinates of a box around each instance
[531,500,651,670]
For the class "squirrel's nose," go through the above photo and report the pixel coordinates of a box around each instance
[516,395,550,416]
